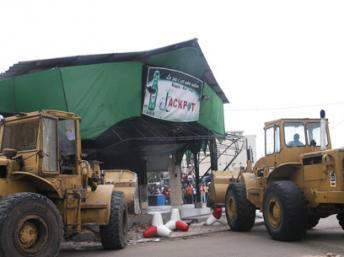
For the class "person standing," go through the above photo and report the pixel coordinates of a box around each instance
[200,184,206,204]
[185,184,193,204]
[204,183,209,203]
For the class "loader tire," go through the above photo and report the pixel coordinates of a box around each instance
[263,181,307,241]
[100,191,128,250]
[225,182,256,231]
[307,215,320,229]
[336,213,344,230]
[0,192,63,257]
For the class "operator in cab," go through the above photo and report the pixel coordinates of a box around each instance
[288,133,304,147]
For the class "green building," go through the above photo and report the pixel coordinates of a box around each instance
[0,39,228,206]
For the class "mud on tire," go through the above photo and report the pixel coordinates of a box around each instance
[100,191,128,250]
[263,181,307,241]
[225,182,256,231]
[0,192,63,257]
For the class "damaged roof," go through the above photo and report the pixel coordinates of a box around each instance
[0,38,228,103]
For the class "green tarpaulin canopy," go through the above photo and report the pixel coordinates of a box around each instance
[0,39,228,170]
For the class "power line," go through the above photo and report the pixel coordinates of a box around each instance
[331,119,344,130]
[228,101,344,112]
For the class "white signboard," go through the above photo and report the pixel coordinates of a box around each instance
[142,67,203,122]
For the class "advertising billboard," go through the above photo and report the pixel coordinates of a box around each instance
[142,67,203,122]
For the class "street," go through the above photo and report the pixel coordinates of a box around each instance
[60,215,344,257]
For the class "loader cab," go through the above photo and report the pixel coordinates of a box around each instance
[39,111,82,176]
[0,110,81,176]
[260,118,331,169]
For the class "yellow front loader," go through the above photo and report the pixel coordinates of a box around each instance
[210,111,344,241]
[0,110,128,257]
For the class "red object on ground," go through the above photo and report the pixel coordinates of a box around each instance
[143,226,158,238]
[213,207,222,219]
[175,220,189,232]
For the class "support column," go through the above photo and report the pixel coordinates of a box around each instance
[138,161,148,213]
[193,152,202,208]
[168,156,183,207]
[210,138,218,171]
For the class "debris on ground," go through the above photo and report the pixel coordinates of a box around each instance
[62,220,229,251]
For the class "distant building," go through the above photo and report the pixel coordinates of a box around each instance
[223,131,257,172]
[182,131,257,176]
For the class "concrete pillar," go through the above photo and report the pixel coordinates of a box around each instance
[168,156,183,207]
[138,161,148,214]
[139,184,148,213]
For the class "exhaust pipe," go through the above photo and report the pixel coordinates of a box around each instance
[320,109,326,150]
[246,138,253,172]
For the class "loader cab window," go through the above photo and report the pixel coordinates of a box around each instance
[284,122,306,147]
[42,118,58,172]
[275,126,281,152]
[265,126,280,155]
[58,119,76,174]
[307,122,327,147]
[265,127,274,155]
[1,119,39,151]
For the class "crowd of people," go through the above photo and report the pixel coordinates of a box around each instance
[148,181,171,205]
[181,172,209,204]
[147,171,210,206]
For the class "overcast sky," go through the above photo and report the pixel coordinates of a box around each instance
[1,0,344,158]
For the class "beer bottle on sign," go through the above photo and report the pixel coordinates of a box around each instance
[148,70,160,111]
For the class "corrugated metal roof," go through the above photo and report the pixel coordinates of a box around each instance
[0,39,229,103]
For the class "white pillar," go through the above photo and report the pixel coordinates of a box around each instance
[168,157,183,207]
